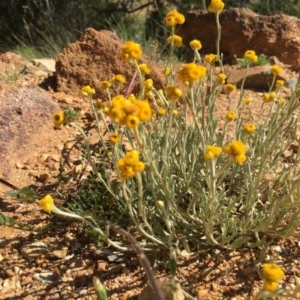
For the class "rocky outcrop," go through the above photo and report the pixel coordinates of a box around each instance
[55,29,166,98]
[176,8,300,70]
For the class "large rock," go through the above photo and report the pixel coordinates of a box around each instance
[55,29,166,98]
[176,8,300,70]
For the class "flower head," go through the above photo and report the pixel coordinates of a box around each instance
[217,73,226,84]
[38,194,54,213]
[244,97,252,105]
[158,108,166,116]
[109,133,120,144]
[112,74,126,84]
[208,0,225,14]
[189,39,202,50]
[166,85,182,100]
[263,281,279,292]
[53,111,65,128]
[125,115,140,128]
[100,80,111,90]
[270,65,282,75]
[121,41,142,61]
[138,63,151,74]
[165,10,185,26]
[262,264,284,282]
[178,63,206,83]
[244,123,256,134]
[144,79,153,90]
[263,92,276,104]
[81,85,95,96]
[167,35,183,47]
[163,67,171,76]
[226,110,236,121]
[204,145,222,160]
[244,50,258,63]
[224,140,247,164]
[224,84,236,94]
[275,80,284,88]
[204,54,218,64]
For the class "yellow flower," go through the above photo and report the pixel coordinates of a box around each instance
[134,161,145,172]
[208,0,225,14]
[262,264,284,282]
[226,110,236,121]
[278,98,285,106]
[204,145,222,160]
[138,63,151,74]
[244,97,252,105]
[112,74,126,84]
[53,111,65,128]
[189,39,202,50]
[81,85,95,96]
[204,54,218,64]
[172,109,178,116]
[156,200,164,208]
[100,80,111,90]
[244,50,258,63]
[275,79,284,88]
[166,85,182,100]
[178,63,206,83]
[234,154,247,164]
[270,65,282,75]
[124,150,140,166]
[263,93,276,104]
[121,41,142,61]
[217,73,226,84]
[158,108,166,116]
[102,107,109,114]
[224,84,236,94]
[225,140,247,164]
[144,79,153,90]
[263,281,279,293]
[125,115,140,128]
[38,194,54,213]
[244,123,256,134]
[167,35,183,47]
[135,100,152,121]
[165,10,185,26]
[109,133,120,144]
[163,67,171,76]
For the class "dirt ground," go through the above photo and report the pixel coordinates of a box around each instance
[0,57,300,300]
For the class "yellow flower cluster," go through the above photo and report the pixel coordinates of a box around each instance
[244,97,252,105]
[189,39,202,50]
[165,10,185,27]
[38,194,54,213]
[178,63,207,83]
[275,79,284,88]
[166,85,182,100]
[244,50,258,63]
[53,111,66,128]
[217,73,226,84]
[117,150,145,179]
[204,145,222,160]
[139,63,151,74]
[262,263,284,292]
[167,35,183,47]
[112,74,126,84]
[81,85,95,96]
[204,54,218,64]
[271,65,282,75]
[121,41,142,62]
[208,0,225,14]
[107,95,152,128]
[263,92,276,104]
[224,140,247,164]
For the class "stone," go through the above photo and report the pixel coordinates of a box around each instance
[225,64,290,90]
[20,241,49,260]
[176,8,300,70]
[55,29,167,98]
[31,58,56,73]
